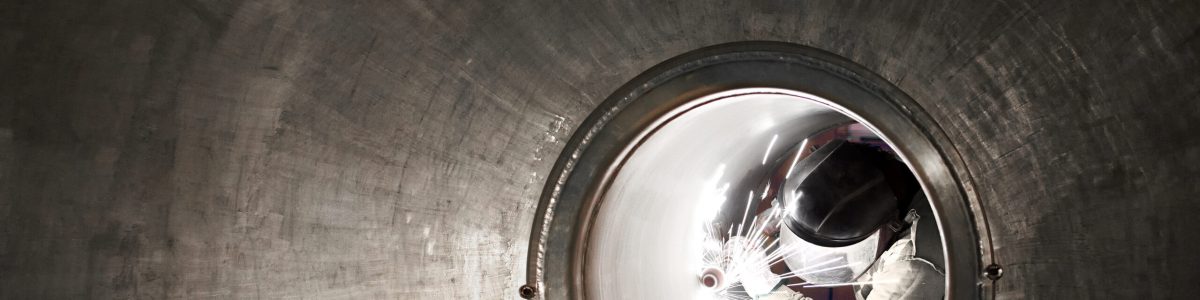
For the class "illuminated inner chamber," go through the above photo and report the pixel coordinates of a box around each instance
[585,89,942,299]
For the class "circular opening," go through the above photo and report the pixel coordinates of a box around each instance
[586,89,945,299]
[524,42,988,300]
[700,268,724,289]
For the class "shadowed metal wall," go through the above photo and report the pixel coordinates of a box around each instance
[1,0,1197,298]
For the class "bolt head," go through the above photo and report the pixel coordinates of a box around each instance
[518,285,536,299]
[984,264,1004,280]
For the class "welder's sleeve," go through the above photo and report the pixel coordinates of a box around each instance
[854,232,945,300]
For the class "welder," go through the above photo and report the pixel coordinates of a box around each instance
[773,139,945,299]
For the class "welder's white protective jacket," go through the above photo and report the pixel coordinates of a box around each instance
[853,210,945,300]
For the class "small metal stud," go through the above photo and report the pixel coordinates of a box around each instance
[518,285,537,299]
[984,263,1004,281]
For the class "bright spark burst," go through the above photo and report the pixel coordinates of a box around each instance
[699,204,815,300]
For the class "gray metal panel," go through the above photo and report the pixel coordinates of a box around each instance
[0,0,1197,299]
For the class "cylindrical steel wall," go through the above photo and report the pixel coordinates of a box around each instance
[1,0,1197,298]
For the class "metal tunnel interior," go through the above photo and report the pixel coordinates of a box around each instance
[581,90,911,299]
[1,1,1199,299]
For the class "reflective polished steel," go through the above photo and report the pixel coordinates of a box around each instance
[526,42,992,299]
[588,91,851,299]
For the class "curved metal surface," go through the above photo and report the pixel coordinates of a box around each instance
[586,92,852,299]
[1,1,1198,299]
[527,43,990,300]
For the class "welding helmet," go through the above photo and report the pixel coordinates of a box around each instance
[776,139,918,284]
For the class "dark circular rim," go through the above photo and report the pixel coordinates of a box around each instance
[524,41,996,299]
